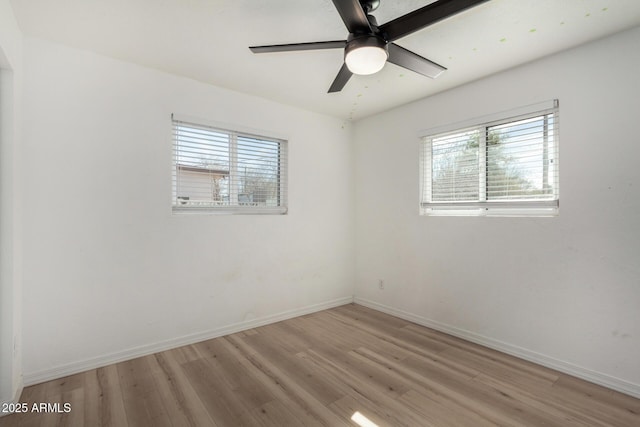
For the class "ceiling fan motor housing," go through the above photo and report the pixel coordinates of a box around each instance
[344,34,389,75]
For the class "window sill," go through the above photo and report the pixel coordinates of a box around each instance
[421,207,558,217]
[172,206,288,215]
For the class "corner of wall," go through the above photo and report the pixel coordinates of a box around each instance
[0,0,24,408]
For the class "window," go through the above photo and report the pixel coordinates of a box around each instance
[420,100,559,216]
[172,116,288,214]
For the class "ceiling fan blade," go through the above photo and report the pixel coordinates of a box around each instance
[331,0,372,34]
[328,63,353,93]
[387,43,446,79]
[250,40,347,53]
[379,0,490,42]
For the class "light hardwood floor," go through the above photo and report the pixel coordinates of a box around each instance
[2,304,639,426]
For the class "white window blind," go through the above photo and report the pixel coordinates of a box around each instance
[172,117,288,214]
[420,100,559,216]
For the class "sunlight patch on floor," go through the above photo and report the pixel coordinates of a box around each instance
[351,411,379,427]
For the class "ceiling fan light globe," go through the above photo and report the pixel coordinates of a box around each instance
[345,46,387,75]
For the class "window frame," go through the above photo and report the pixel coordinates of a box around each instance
[419,100,559,217]
[171,115,288,215]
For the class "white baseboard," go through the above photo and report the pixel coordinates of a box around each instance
[23,296,354,386]
[0,380,24,418]
[354,297,640,399]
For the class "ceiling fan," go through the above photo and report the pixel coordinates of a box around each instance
[249,0,489,93]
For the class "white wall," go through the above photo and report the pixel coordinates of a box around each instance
[353,26,640,396]
[0,0,23,407]
[20,38,355,381]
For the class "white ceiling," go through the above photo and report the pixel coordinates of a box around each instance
[9,0,640,120]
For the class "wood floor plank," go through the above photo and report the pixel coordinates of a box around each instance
[116,356,172,427]
[42,372,84,400]
[94,364,129,427]
[260,321,315,354]
[7,377,48,427]
[307,344,412,400]
[328,394,405,427]
[148,351,219,427]
[55,387,84,427]
[2,303,639,426]
[296,313,411,363]
[440,346,558,390]
[190,338,275,411]
[239,332,346,405]
[547,374,640,427]
[223,334,351,427]
[168,344,205,365]
[475,373,613,427]
[238,400,305,427]
[325,309,454,359]
[402,322,561,383]
[554,373,640,414]
[302,348,448,426]
[334,337,576,426]
[82,369,101,425]
[397,389,497,427]
[330,321,484,388]
[180,356,254,425]
[315,346,516,426]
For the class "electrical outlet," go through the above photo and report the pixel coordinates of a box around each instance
[378,279,384,290]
